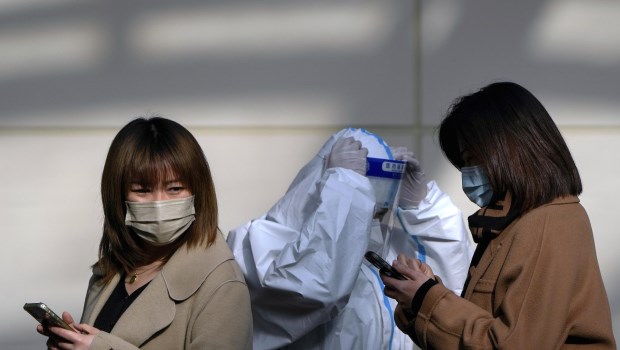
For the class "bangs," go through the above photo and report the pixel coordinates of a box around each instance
[124,142,189,190]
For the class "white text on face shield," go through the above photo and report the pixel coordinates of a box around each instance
[367,158,405,209]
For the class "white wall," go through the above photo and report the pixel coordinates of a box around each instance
[1,0,618,348]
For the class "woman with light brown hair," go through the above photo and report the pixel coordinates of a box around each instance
[37,116,252,349]
[382,82,615,349]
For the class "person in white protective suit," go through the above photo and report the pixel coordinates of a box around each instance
[227,128,474,350]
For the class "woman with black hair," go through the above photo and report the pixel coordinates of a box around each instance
[381,82,615,349]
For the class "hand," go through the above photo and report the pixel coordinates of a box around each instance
[381,254,432,308]
[42,312,99,350]
[391,147,427,209]
[326,137,368,176]
[36,311,73,349]
[396,254,434,279]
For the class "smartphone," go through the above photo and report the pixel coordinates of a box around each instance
[364,251,407,280]
[23,302,75,332]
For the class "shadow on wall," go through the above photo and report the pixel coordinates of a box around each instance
[0,0,414,128]
[420,0,620,125]
[1,1,416,349]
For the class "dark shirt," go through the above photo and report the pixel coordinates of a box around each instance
[93,277,149,333]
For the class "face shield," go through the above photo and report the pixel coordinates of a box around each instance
[336,128,404,213]
[337,128,404,257]
[366,157,405,217]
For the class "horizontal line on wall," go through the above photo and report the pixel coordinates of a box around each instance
[1,124,619,136]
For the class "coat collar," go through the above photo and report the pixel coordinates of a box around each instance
[83,233,234,346]
[162,233,234,301]
[463,196,580,297]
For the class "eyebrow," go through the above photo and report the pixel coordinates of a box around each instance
[164,179,183,185]
[127,178,183,185]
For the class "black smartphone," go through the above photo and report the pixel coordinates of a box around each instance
[23,302,76,332]
[364,251,407,280]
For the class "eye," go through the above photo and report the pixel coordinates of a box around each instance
[166,182,186,193]
[168,186,183,193]
[129,184,151,194]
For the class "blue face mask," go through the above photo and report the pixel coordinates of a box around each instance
[461,166,493,207]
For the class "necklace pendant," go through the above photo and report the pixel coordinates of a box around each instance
[128,274,137,284]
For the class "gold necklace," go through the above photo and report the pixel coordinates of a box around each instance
[127,262,162,284]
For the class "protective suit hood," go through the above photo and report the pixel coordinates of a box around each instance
[325,128,394,160]
[343,128,404,211]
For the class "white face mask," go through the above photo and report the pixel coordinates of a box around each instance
[461,166,493,207]
[125,196,196,245]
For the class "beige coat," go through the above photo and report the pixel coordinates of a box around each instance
[410,196,615,349]
[81,234,252,350]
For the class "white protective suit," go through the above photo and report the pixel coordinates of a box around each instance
[227,128,473,350]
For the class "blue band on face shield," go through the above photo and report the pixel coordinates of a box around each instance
[366,158,405,179]
[367,158,405,209]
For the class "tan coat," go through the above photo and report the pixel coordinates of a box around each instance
[81,234,253,350]
[410,196,615,349]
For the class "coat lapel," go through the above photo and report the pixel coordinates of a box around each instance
[111,275,176,346]
[462,224,516,298]
[82,234,235,347]
[82,274,120,325]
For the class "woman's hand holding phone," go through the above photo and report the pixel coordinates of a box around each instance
[364,251,407,280]
[47,313,99,350]
[34,310,99,350]
[380,254,434,308]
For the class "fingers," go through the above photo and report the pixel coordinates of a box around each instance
[392,260,415,277]
[390,147,420,171]
[402,155,424,182]
[396,253,421,272]
[49,327,79,349]
[393,260,429,282]
[75,323,99,336]
[391,147,413,161]
[334,137,365,154]
[420,262,434,278]
[326,137,368,175]
[395,254,434,279]
[61,311,75,325]
[381,275,415,305]
[403,256,419,270]
[46,337,60,349]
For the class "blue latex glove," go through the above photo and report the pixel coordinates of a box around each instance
[326,137,368,176]
[391,147,427,209]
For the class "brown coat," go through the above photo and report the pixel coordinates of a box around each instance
[409,196,615,349]
[80,234,253,350]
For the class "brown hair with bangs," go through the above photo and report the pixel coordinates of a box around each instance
[438,81,582,214]
[97,116,218,283]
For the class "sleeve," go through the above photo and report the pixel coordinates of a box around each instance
[227,167,375,347]
[395,180,474,295]
[412,205,614,349]
[90,332,140,350]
